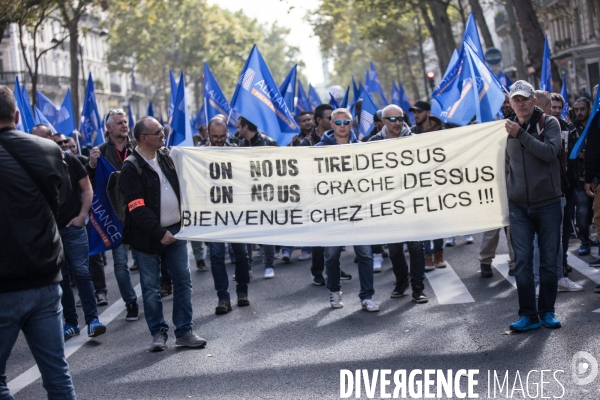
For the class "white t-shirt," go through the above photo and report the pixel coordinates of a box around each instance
[139,151,181,227]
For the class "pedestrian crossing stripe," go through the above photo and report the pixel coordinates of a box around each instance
[424,261,475,304]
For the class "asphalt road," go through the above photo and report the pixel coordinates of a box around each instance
[6,232,600,399]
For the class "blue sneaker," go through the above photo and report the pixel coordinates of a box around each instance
[509,316,541,332]
[579,244,591,256]
[63,324,80,341]
[87,318,106,337]
[540,312,562,329]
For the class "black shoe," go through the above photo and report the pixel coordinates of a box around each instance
[590,258,600,268]
[129,263,138,271]
[125,302,139,321]
[312,274,326,286]
[237,293,250,307]
[391,280,409,298]
[381,250,389,258]
[159,283,172,297]
[215,300,232,314]
[480,263,493,278]
[340,270,352,280]
[508,268,515,276]
[565,263,572,273]
[595,284,600,293]
[412,289,429,304]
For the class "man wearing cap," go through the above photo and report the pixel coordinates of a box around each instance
[505,80,562,332]
[408,101,448,271]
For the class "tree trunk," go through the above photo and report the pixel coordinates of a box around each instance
[511,0,545,74]
[467,0,495,49]
[420,5,450,73]
[505,0,527,80]
[67,20,80,122]
[402,49,420,101]
[428,1,456,65]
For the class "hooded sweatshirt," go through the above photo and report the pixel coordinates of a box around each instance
[367,124,412,142]
[315,128,360,146]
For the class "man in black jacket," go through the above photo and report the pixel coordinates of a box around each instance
[0,86,76,399]
[121,116,206,352]
[87,109,139,321]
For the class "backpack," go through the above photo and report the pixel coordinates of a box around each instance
[106,154,142,222]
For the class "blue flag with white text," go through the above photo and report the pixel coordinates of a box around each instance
[89,156,123,255]
[368,61,389,106]
[230,44,299,146]
[540,36,553,92]
[279,65,297,112]
[203,62,238,134]
[36,91,59,125]
[358,86,378,136]
[79,73,104,147]
[461,13,485,61]
[34,106,57,133]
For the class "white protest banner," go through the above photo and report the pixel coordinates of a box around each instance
[171,120,508,246]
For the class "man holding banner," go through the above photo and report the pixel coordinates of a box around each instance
[316,108,379,312]
[121,116,206,351]
[505,80,562,332]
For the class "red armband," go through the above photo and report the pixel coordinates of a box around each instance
[128,199,145,211]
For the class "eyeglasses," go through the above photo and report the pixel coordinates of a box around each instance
[143,127,164,136]
[333,119,351,126]
[105,109,126,124]
[210,135,227,141]
[384,116,404,122]
[55,140,69,145]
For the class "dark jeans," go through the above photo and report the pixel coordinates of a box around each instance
[310,247,325,276]
[208,242,250,301]
[562,187,575,264]
[0,284,76,399]
[59,225,98,326]
[388,241,425,289]
[371,244,383,254]
[509,200,561,319]
[574,181,592,245]
[324,245,374,300]
[423,239,444,255]
[88,253,107,296]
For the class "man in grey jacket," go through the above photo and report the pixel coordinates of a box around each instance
[505,80,562,332]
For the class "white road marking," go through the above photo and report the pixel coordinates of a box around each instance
[7,284,142,395]
[424,261,475,304]
[492,254,516,289]
[565,253,600,312]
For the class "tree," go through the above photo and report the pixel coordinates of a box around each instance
[467,0,494,49]
[12,0,68,105]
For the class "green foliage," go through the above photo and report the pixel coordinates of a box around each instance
[106,0,305,108]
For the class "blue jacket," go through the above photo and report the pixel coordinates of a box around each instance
[315,129,359,146]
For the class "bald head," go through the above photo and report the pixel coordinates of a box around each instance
[382,104,404,118]
[31,124,53,139]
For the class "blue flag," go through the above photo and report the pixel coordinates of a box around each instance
[434,44,505,125]
[89,156,123,255]
[20,84,36,131]
[203,62,238,134]
[352,76,360,103]
[308,84,322,110]
[127,104,135,132]
[540,35,553,92]
[329,93,340,109]
[14,78,31,132]
[368,61,389,106]
[230,44,299,146]
[193,103,206,130]
[391,81,415,125]
[36,91,59,125]
[168,70,178,123]
[364,70,371,93]
[497,70,513,91]
[340,86,350,108]
[79,73,104,147]
[358,86,378,136]
[170,71,194,147]
[461,12,485,61]
[295,81,311,115]
[34,106,57,134]
[55,88,77,136]
[560,72,569,121]
[279,65,297,112]
[570,80,600,159]
[147,102,154,117]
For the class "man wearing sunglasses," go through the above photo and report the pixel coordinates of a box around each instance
[86,109,139,322]
[316,108,379,312]
[120,116,206,351]
[367,105,428,303]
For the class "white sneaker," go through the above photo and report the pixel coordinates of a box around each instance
[361,298,380,312]
[330,291,343,308]
[373,253,383,273]
[264,268,274,279]
[465,235,474,244]
[445,237,455,247]
[557,277,583,292]
[298,250,312,261]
